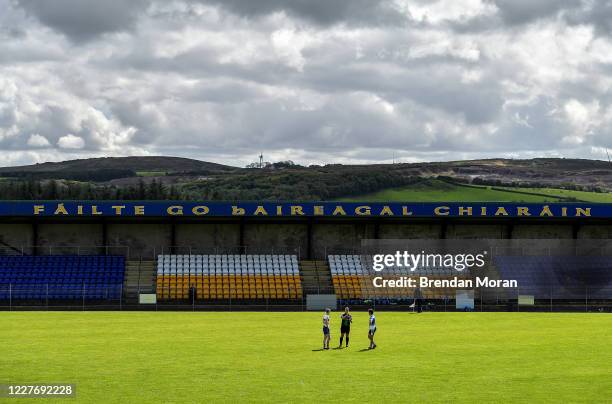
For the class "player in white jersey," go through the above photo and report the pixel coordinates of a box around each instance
[322,308,331,350]
[368,308,377,349]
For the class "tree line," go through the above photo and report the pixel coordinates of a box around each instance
[0,179,180,200]
[0,168,419,201]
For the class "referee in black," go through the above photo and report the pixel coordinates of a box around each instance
[338,306,352,348]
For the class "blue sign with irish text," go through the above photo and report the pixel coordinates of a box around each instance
[0,201,607,218]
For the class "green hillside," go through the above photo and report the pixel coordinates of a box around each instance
[501,187,612,203]
[340,179,612,202]
[0,157,611,201]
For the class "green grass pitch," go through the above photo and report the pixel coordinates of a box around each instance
[1,312,611,403]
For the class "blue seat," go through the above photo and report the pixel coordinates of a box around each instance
[0,255,125,300]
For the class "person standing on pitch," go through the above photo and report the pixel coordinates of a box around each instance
[367,308,377,349]
[414,286,423,313]
[338,306,352,348]
[322,308,331,350]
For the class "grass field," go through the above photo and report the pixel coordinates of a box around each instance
[340,180,560,202]
[505,187,612,203]
[1,312,611,403]
[341,179,612,203]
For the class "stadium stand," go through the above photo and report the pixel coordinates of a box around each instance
[329,255,369,300]
[494,256,612,299]
[329,254,472,302]
[0,255,125,299]
[156,254,302,300]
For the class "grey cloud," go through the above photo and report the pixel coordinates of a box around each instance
[492,97,569,152]
[490,0,582,26]
[565,0,612,36]
[179,82,267,104]
[106,32,501,125]
[0,104,77,150]
[1,26,26,39]
[195,0,407,26]
[458,1,612,40]
[450,0,583,33]
[300,62,503,125]
[16,0,150,42]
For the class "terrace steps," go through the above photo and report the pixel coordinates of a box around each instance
[300,260,333,295]
[124,260,156,301]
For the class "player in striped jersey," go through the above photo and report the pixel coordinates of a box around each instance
[322,308,331,350]
[368,308,377,349]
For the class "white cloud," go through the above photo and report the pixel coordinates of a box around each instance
[57,134,85,149]
[27,134,51,147]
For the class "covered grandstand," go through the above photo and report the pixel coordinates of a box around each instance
[0,201,611,311]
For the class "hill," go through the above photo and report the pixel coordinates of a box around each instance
[0,156,610,201]
[0,156,236,175]
[0,156,238,182]
[390,158,612,191]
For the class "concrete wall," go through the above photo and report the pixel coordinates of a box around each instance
[175,224,240,253]
[36,224,104,254]
[243,224,307,256]
[577,225,612,239]
[379,223,442,239]
[511,224,574,239]
[3,220,611,258]
[0,224,34,254]
[446,224,509,239]
[107,223,172,258]
[312,223,376,258]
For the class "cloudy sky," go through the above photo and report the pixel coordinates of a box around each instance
[1,0,612,167]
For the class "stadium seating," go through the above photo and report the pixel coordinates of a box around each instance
[0,255,125,299]
[329,255,368,300]
[494,256,612,299]
[329,254,471,301]
[155,254,302,300]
